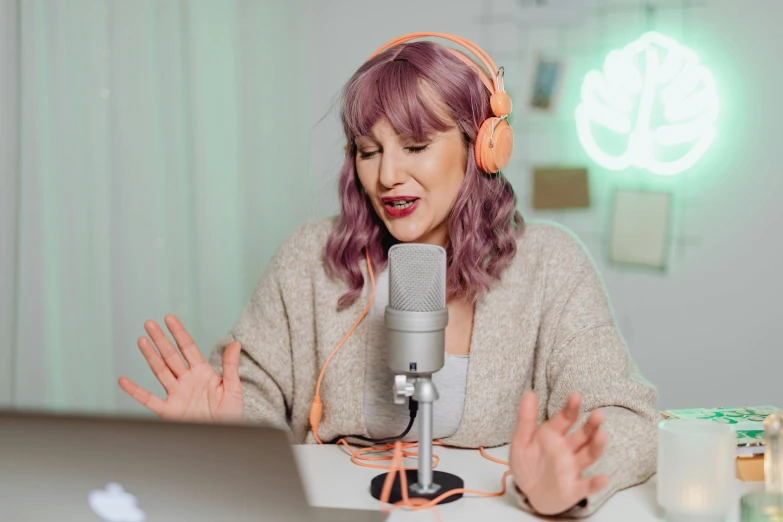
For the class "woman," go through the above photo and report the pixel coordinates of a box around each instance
[118,33,658,517]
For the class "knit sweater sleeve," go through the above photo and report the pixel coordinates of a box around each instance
[208,221,326,437]
[513,228,659,517]
[209,251,294,435]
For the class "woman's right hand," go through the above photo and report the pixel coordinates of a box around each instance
[118,315,244,423]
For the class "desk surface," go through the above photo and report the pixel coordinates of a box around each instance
[294,444,763,521]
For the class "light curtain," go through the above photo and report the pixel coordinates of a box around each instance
[0,0,309,414]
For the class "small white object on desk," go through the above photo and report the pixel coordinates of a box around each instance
[657,419,737,522]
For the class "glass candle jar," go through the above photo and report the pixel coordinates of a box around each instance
[741,491,783,522]
[657,419,736,522]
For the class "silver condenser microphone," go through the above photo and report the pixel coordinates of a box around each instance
[385,243,448,377]
[369,243,464,505]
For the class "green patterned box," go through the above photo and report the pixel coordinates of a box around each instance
[660,406,779,455]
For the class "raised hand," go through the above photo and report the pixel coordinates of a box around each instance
[118,315,244,423]
[509,391,609,516]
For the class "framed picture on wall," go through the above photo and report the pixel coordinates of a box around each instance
[529,55,567,112]
[532,167,590,210]
[608,188,672,272]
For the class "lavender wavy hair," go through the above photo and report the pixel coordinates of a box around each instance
[325,40,524,309]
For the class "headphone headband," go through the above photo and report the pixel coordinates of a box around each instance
[368,32,503,94]
[366,32,514,174]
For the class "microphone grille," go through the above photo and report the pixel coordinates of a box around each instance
[388,244,447,312]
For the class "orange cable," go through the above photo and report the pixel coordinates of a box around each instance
[334,438,442,471]
[334,438,512,516]
[479,446,509,466]
[310,249,376,444]
[378,440,512,512]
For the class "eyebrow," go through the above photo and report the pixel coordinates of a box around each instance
[356,133,377,143]
[357,128,402,143]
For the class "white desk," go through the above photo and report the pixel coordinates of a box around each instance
[294,444,763,521]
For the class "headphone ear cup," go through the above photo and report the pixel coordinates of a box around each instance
[490,119,513,171]
[475,118,513,174]
[475,119,491,173]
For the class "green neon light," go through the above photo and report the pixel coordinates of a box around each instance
[575,31,719,176]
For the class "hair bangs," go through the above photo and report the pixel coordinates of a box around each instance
[343,59,452,145]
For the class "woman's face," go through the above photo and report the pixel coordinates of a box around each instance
[354,117,468,246]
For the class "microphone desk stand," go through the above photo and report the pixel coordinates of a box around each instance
[369,375,465,505]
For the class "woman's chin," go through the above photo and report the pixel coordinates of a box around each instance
[385,221,426,244]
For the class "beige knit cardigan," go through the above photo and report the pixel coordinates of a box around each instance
[209,217,659,517]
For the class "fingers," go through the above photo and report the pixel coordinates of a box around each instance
[512,390,539,447]
[575,428,607,471]
[118,377,166,417]
[546,392,582,436]
[568,474,610,511]
[222,341,242,397]
[587,474,610,496]
[569,471,609,508]
[164,315,206,368]
[566,408,604,452]
[137,336,177,392]
[144,320,188,377]
[577,474,609,502]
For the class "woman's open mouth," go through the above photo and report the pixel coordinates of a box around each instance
[382,197,419,218]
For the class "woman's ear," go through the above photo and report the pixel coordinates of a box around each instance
[460,132,471,170]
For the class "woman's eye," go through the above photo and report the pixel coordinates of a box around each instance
[359,150,379,159]
[406,144,429,154]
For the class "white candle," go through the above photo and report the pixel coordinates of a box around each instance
[681,484,710,511]
[657,420,735,522]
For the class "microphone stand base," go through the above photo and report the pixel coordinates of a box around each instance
[370,470,464,505]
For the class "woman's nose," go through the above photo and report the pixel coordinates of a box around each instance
[378,151,408,188]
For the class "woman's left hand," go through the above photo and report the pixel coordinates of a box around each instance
[509,390,609,516]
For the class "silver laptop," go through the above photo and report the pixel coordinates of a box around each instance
[0,410,387,522]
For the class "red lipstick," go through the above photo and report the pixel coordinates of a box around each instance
[381,196,419,218]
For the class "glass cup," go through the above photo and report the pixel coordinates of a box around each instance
[657,419,736,522]
[741,491,783,522]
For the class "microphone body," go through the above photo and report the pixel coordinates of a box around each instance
[385,243,448,377]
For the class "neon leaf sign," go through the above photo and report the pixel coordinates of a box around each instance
[575,31,719,176]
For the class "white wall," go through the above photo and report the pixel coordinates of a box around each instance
[305,0,783,409]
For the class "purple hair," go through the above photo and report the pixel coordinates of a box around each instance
[325,41,524,309]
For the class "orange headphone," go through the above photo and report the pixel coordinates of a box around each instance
[368,32,514,174]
